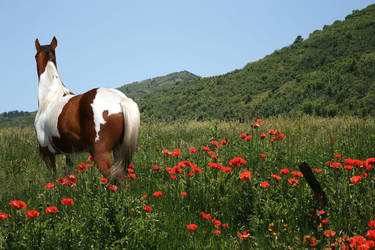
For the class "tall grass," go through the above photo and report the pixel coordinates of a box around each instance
[0,116,374,249]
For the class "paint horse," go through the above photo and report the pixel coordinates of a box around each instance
[34,37,140,181]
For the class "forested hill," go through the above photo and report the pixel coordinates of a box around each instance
[129,4,375,121]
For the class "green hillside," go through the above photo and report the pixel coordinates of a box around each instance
[134,4,375,121]
[118,71,200,100]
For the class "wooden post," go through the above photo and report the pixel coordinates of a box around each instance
[299,162,327,203]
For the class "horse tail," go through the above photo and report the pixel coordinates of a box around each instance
[111,97,140,178]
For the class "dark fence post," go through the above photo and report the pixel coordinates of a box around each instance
[299,162,327,203]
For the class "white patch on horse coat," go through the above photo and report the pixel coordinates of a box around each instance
[35,61,74,153]
[91,88,127,142]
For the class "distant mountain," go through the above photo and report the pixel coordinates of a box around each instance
[118,71,200,100]
[130,4,375,121]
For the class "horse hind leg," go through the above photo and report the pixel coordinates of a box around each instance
[39,146,57,175]
[93,151,123,181]
[112,144,125,178]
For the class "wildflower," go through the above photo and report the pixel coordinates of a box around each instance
[314,168,322,173]
[260,133,266,139]
[152,165,159,171]
[238,231,250,240]
[211,155,218,161]
[181,192,187,197]
[292,171,303,178]
[367,230,375,240]
[144,205,152,212]
[245,135,252,141]
[202,146,210,151]
[368,220,375,229]
[87,155,93,161]
[170,175,176,180]
[288,178,299,187]
[220,139,227,145]
[45,183,55,189]
[9,200,26,210]
[153,191,163,197]
[239,169,252,181]
[172,149,181,156]
[127,168,134,173]
[322,219,328,225]
[214,230,221,235]
[128,174,136,180]
[222,223,229,228]
[240,133,247,138]
[268,130,276,135]
[260,182,270,188]
[0,213,7,220]
[324,230,336,238]
[61,198,74,205]
[280,168,290,175]
[344,165,353,170]
[189,147,198,153]
[271,173,282,181]
[25,210,40,218]
[109,184,118,191]
[229,157,247,167]
[187,224,198,231]
[46,207,58,214]
[331,162,342,168]
[101,177,108,184]
[252,122,260,129]
[350,176,362,184]
[211,140,219,146]
[259,153,266,158]
[212,219,221,228]
[316,210,326,216]
[141,194,148,200]
[200,212,211,220]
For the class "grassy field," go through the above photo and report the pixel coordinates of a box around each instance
[0,116,375,249]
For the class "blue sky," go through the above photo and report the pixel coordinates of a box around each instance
[0,0,374,112]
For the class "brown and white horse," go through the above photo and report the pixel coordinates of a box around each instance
[34,37,140,181]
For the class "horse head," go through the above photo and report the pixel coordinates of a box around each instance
[35,37,58,78]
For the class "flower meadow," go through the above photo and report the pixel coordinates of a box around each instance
[0,116,375,249]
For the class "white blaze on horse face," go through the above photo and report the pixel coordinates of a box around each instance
[35,61,73,153]
[91,88,124,142]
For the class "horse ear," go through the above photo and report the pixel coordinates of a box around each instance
[35,39,41,52]
[51,36,58,49]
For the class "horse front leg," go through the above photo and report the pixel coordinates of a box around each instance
[39,146,56,174]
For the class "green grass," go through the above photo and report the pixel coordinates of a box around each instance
[0,116,375,249]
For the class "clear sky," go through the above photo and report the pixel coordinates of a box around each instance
[0,0,374,112]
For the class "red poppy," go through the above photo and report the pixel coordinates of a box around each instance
[200,212,211,220]
[220,139,227,145]
[153,191,163,197]
[222,223,229,228]
[152,165,159,171]
[214,230,221,235]
[46,206,58,214]
[61,198,74,205]
[334,154,342,158]
[366,230,375,240]
[0,213,7,220]
[25,210,40,218]
[189,147,198,153]
[259,153,266,158]
[314,168,322,173]
[268,130,276,135]
[181,192,187,197]
[9,200,26,210]
[239,169,252,181]
[350,176,362,184]
[331,162,342,168]
[211,155,218,161]
[260,133,266,139]
[68,175,77,184]
[76,162,88,173]
[109,184,118,191]
[101,177,108,184]
[292,171,303,178]
[45,183,55,189]
[141,194,148,200]
[127,168,134,173]
[344,165,353,170]
[229,157,247,167]
[187,224,198,231]
[144,205,152,212]
[170,175,176,180]
[369,220,375,229]
[211,140,219,146]
[322,219,328,225]
[271,173,282,180]
[202,146,210,151]
[172,149,181,156]
[87,155,93,162]
[128,173,136,180]
[212,219,221,228]
[240,133,247,138]
[288,178,299,187]
[245,135,252,141]
[280,168,290,175]
[252,122,260,129]
[238,231,250,240]
[324,230,336,238]
[260,182,270,188]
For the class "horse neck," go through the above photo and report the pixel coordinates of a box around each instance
[38,61,71,111]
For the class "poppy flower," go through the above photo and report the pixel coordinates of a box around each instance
[170,175,176,180]
[324,230,336,238]
[46,206,58,214]
[260,133,266,139]
[220,139,227,145]
[87,155,93,161]
[229,157,247,167]
[172,149,181,156]
[239,169,252,181]
[350,176,362,184]
[61,198,74,205]
[280,168,290,175]
[211,140,219,146]
[245,135,252,141]
[252,122,260,129]
[331,162,342,168]
[369,220,375,229]
[222,223,229,228]
[268,130,276,135]
[271,173,282,180]
[153,191,163,197]
[288,178,299,187]
[344,165,353,170]
[152,165,159,171]
[0,213,7,220]
[181,192,187,197]
[366,230,375,240]
[144,205,152,212]
[334,154,341,158]
[9,200,26,210]
[260,182,270,188]
[101,177,108,184]
[212,219,221,228]
[314,168,322,173]
[187,224,198,231]
[127,168,134,173]
[259,153,266,158]
[214,230,221,235]
[321,219,328,225]
[45,183,55,189]
[189,147,198,153]
[128,174,136,180]
[200,212,211,220]
[109,184,118,191]
[25,210,40,218]
[238,231,250,240]
[141,194,148,200]
[202,146,210,151]
[292,171,303,178]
